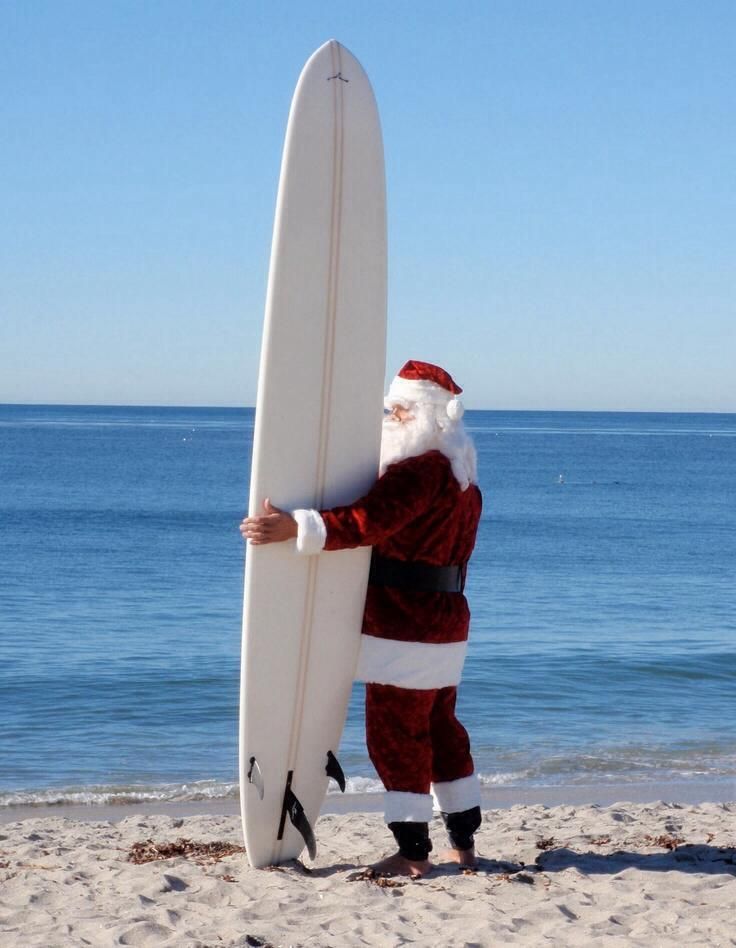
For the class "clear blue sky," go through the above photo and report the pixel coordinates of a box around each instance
[2,0,734,410]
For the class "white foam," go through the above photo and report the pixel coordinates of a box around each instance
[0,780,239,808]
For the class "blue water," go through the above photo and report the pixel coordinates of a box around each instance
[1,404,734,806]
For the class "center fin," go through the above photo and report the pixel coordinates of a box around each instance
[277,770,317,860]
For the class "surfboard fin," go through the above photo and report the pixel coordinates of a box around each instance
[285,787,317,861]
[278,771,317,861]
[325,750,346,792]
[247,756,265,800]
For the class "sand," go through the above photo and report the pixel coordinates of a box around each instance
[0,800,734,947]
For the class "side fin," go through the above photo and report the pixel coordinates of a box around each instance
[247,756,265,800]
[325,750,346,792]
[277,771,317,860]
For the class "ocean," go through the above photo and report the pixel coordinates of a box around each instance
[1,404,734,807]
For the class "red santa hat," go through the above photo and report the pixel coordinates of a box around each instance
[385,360,465,422]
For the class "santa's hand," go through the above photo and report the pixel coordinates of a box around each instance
[240,498,298,545]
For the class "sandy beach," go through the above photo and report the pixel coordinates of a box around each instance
[1,797,734,947]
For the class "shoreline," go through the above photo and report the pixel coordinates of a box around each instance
[2,777,732,825]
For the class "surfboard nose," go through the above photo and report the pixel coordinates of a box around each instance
[306,39,365,80]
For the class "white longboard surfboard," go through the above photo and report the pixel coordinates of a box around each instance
[239,41,386,868]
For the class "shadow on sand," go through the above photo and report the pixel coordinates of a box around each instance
[535,844,736,876]
[293,846,736,882]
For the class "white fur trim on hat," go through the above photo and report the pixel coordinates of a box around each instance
[355,636,467,689]
[386,377,467,427]
[292,509,327,555]
[384,791,434,823]
[432,773,481,814]
[386,376,454,410]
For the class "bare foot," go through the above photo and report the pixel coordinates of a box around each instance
[370,851,434,878]
[439,846,478,869]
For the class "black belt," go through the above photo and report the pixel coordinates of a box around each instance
[368,553,465,593]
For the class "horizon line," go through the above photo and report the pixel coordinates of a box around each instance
[1,401,735,416]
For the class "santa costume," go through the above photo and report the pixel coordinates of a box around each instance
[293,360,483,860]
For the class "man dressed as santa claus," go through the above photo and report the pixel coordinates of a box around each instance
[241,360,483,877]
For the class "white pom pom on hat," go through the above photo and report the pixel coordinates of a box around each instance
[385,360,465,421]
[446,396,464,421]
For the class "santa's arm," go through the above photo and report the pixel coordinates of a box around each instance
[292,454,446,554]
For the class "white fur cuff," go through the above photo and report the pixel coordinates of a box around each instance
[292,509,327,555]
[432,774,481,814]
[384,791,434,823]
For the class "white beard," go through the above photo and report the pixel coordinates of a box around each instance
[379,402,478,490]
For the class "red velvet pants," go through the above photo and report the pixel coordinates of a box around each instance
[365,683,475,793]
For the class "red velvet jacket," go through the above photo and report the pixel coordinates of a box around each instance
[320,451,482,646]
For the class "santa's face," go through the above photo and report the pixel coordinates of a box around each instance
[386,404,413,424]
[379,400,439,474]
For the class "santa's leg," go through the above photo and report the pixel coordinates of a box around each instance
[429,685,482,864]
[365,683,436,874]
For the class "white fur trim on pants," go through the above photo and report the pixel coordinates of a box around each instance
[292,509,327,555]
[432,773,481,814]
[384,791,434,823]
[355,636,467,689]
